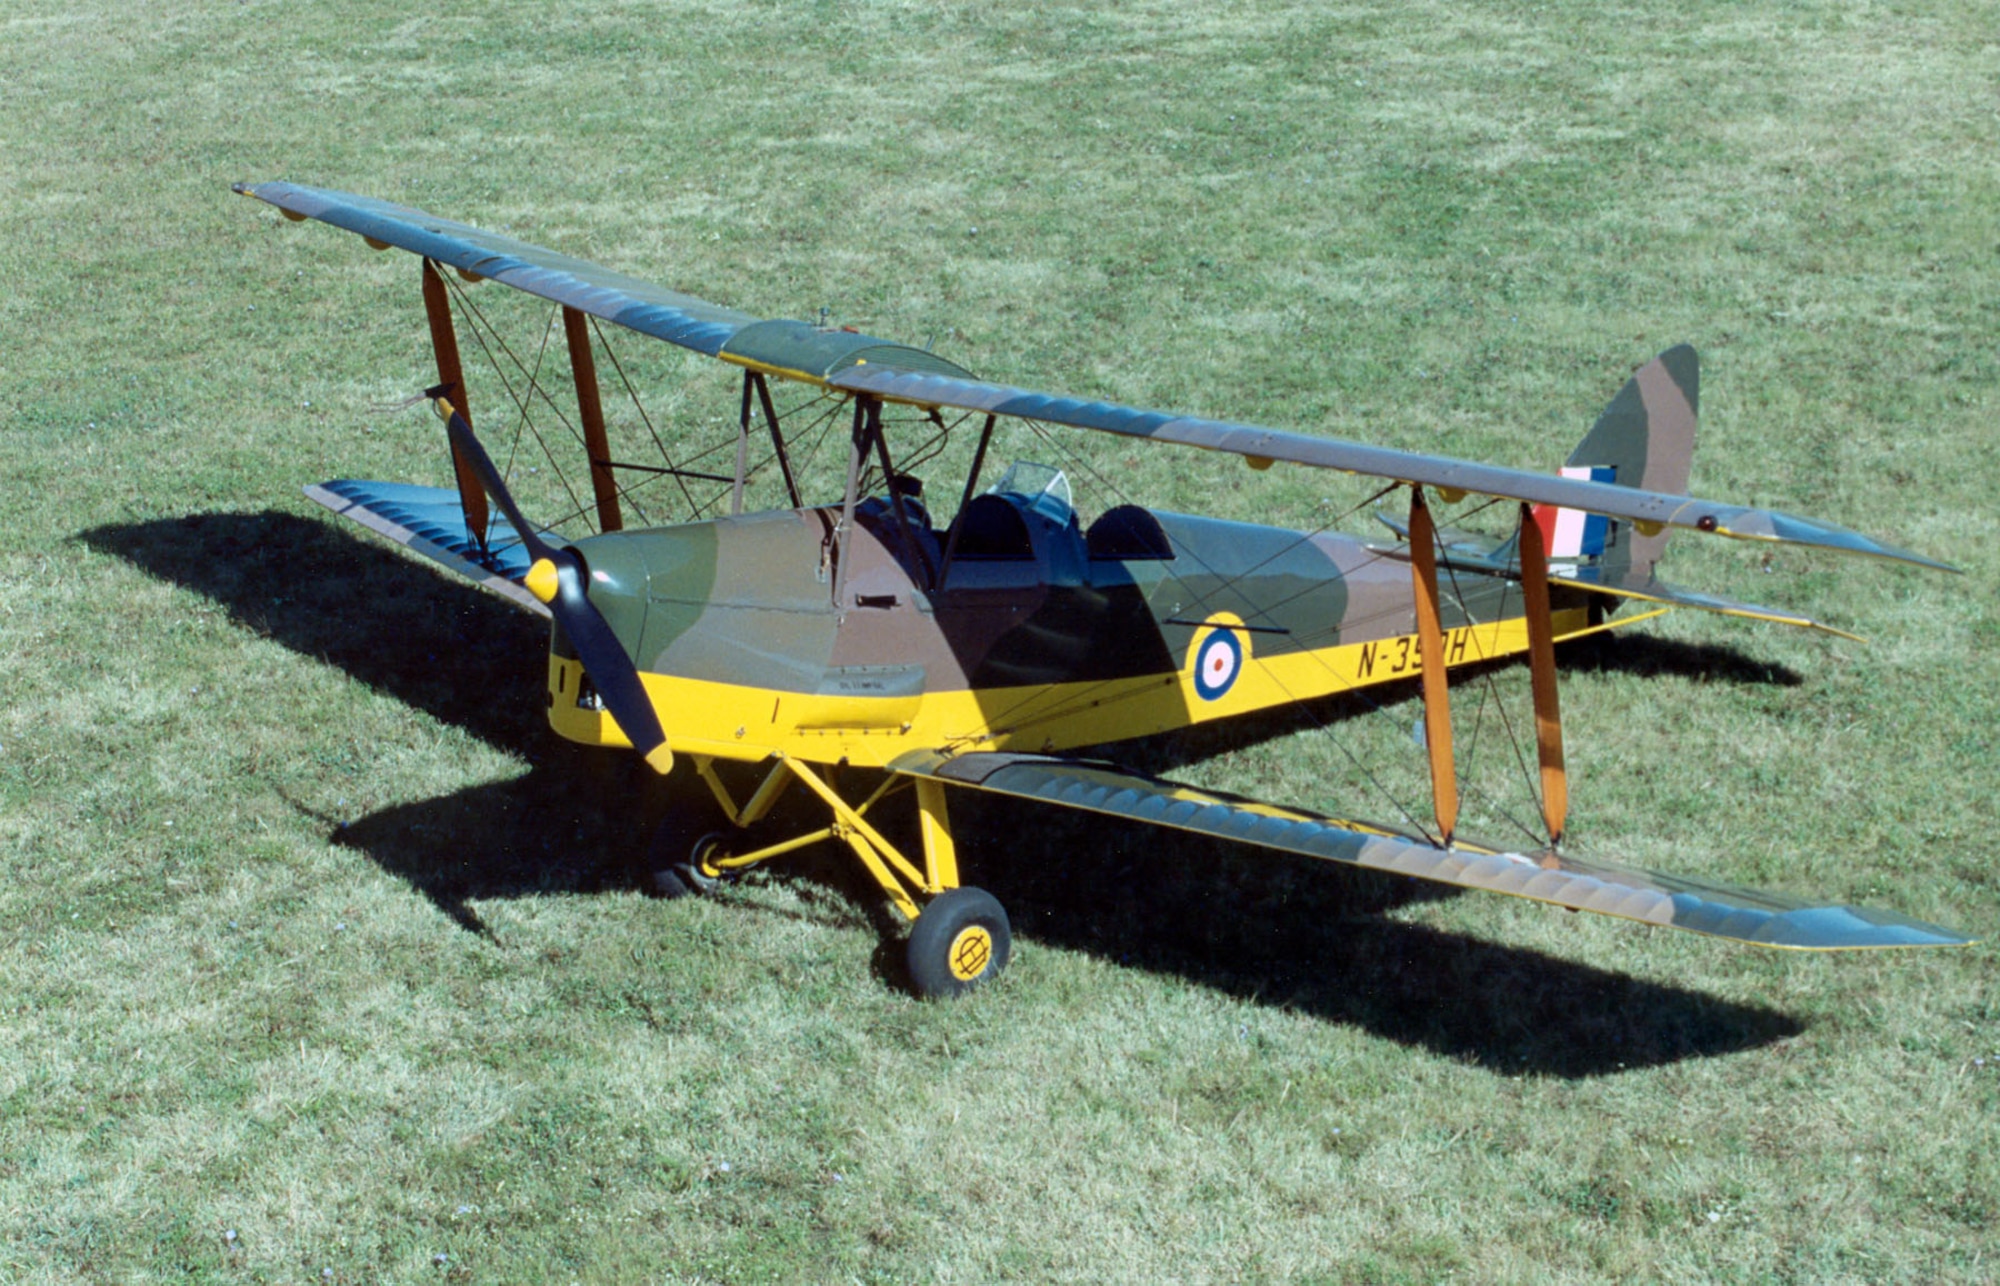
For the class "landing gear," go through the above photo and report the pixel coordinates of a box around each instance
[906,886,1011,998]
[676,753,1015,996]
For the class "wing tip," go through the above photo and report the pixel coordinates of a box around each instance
[1679,897,1978,951]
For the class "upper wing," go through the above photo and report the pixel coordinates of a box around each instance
[889,750,1971,950]
[234,181,977,382]
[832,364,1954,573]
[235,181,758,356]
[240,181,1951,574]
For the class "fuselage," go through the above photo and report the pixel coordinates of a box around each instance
[546,487,1597,767]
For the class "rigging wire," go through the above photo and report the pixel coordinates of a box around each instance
[440,282,588,545]
[992,417,1557,846]
[498,310,557,482]
[587,315,702,522]
[1431,534,1554,848]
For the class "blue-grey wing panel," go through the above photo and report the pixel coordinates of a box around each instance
[305,480,568,616]
[889,750,1971,950]
[832,365,1954,572]
[237,182,758,356]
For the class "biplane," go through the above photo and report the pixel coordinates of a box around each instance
[235,180,1970,996]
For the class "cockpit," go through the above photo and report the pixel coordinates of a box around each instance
[852,461,1174,592]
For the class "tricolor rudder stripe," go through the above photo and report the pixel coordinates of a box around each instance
[1533,465,1616,560]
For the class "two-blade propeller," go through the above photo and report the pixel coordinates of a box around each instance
[432,392,674,775]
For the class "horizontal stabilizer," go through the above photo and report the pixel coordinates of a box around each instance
[305,480,565,617]
[890,750,1971,950]
[1554,564,1864,641]
[1368,515,1864,640]
[1371,510,1514,571]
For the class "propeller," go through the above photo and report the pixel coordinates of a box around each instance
[431,391,674,775]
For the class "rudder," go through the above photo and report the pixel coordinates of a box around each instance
[1529,345,1699,580]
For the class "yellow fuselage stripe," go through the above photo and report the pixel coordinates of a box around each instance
[548,607,1598,768]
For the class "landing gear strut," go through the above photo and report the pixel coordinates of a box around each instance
[662,753,1012,997]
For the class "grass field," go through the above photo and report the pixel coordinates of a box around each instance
[4,0,1998,1280]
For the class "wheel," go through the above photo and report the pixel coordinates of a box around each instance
[635,818,725,900]
[906,887,1011,998]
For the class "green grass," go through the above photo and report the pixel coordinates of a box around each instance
[4,0,1998,1280]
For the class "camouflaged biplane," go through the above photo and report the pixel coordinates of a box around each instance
[236,181,1970,995]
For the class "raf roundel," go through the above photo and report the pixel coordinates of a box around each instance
[1192,627,1243,701]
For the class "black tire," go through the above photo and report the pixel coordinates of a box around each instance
[907,887,1011,998]
[635,819,725,900]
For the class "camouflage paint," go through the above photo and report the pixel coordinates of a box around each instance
[544,490,1596,766]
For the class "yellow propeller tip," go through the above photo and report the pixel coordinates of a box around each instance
[524,557,560,604]
[643,743,675,776]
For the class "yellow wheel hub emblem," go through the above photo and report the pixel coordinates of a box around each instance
[946,925,993,982]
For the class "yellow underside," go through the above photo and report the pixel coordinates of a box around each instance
[548,606,1605,768]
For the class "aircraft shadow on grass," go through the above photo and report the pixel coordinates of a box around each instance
[84,509,1803,1077]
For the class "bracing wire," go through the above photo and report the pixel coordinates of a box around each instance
[441,281,588,545]
[587,315,702,522]
[992,417,1556,846]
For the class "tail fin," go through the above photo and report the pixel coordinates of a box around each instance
[1528,345,1699,580]
[1514,346,1872,639]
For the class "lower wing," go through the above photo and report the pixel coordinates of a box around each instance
[305,479,564,617]
[889,750,1970,950]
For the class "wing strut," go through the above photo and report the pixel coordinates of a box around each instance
[1408,487,1458,845]
[561,306,622,532]
[833,398,868,608]
[750,371,804,510]
[863,398,939,587]
[420,259,491,549]
[732,373,753,515]
[1516,502,1569,844]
